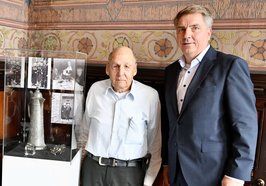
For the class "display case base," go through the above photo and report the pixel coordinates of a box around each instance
[2,149,81,186]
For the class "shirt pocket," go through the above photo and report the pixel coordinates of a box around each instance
[124,115,147,145]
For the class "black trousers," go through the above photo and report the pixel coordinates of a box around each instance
[172,157,188,186]
[81,154,146,186]
[172,171,188,186]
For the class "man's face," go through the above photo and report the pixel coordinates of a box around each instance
[176,13,212,63]
[106,48,137,92]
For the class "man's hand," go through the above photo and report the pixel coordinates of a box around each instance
[162,166,170,186]
[222,176,244,186]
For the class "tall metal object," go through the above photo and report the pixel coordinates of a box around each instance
[28,88,46,150]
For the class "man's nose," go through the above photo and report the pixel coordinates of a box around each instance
[183,28,192,39]
[118,67,125,75]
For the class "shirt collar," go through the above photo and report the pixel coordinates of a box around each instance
[179,45,210,68]
[105,79,135,101]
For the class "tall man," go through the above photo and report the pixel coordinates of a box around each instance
[81,46,161,186]
[163,5,258,186]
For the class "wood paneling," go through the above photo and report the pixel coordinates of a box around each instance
[0,64,266,185]
[248,73,266,186]
[85,65,266,186]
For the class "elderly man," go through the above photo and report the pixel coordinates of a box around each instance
[80,46,162,186]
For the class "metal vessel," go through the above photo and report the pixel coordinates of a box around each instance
[28,88,46,150]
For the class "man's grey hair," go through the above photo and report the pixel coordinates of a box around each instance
[174,5,213,28]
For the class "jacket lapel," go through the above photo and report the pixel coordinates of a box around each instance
[179,47,217,116]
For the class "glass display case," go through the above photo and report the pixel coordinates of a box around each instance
[2,48,87,186]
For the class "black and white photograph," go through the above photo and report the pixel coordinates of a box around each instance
[27,57,51,89]
[51,92,74,124]
[5,57,25,88]
[52,58,76,90]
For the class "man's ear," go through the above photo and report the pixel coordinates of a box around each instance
[105,65,109,76]
[133,64,137,76]
[133,69,137,76]
[207,28,212,41]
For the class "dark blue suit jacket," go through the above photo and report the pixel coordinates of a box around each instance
[164,46,258,186]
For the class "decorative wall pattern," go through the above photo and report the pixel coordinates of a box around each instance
[1,26,265,68]
[29,0,265,23]
[0,26,27,56]
[0,0,265,70]
[0,0,27,23]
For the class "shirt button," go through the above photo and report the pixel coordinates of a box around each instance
[180,99,183,102]
[183,84,186,87]
[188,71,190,74]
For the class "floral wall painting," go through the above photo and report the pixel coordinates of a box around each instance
[77,37,94,55]
[0,0,265,70]
[249,39,266,62]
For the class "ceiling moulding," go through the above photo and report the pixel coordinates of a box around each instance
[32,0,109,8]
[214,19,266,30]
[28,1,265,24]
[25,19,266,30]
[0,18,28,29]
[27,21,175,30]
[31,0,178,8]
[1,18,265,30]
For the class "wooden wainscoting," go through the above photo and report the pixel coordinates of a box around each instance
[86,65,266,186]
[0,63,265,185]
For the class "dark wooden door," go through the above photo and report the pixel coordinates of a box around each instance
[1,64,266,186]
[252,99,266,186]
[245,74,266,186]
[85,66,266,186]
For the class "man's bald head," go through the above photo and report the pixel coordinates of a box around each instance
[106,47,137,92]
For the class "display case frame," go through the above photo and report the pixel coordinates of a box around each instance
[2,48,87,162]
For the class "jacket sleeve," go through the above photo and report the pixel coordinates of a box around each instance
[224,57,258,181]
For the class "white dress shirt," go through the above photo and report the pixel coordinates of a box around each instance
[82,79,162,186]
[176,45,210,112]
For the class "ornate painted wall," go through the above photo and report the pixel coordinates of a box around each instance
[0,0,265,70]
